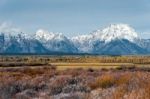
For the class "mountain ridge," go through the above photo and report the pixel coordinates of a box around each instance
[0,24,149,55]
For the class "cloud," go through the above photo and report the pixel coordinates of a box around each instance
[0,22,21,34]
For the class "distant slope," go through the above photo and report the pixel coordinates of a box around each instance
[0,24,150,55]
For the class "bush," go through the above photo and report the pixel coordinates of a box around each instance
[89,74,115,89]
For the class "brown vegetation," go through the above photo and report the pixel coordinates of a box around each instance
[0,66,150,99]
[0,56,150,99]
[1,55,150,64]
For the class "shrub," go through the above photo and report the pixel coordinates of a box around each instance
[115,73,132,86]
[89,74,115,89]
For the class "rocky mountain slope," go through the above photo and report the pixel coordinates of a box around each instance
[0,24,149,55]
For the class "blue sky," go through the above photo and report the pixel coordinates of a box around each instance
[0,0,150,38]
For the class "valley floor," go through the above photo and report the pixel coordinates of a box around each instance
[0,56,150,99]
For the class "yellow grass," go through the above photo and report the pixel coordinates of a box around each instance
[50,62,150,70]
[57,66,120,70]
[50,63,132,70]
[0,56,150,70]
[50,63,134,66]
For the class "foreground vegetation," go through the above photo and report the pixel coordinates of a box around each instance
[0,55,150,99]
[0,66,150,99]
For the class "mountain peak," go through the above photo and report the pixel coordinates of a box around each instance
[93,23,139,42]
[0,24,149,55]
[35,29,55,41]
[35,29,66,42]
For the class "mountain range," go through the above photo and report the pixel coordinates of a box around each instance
[0,24,150,55]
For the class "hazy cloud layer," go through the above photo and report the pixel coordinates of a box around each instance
[0,22,21,34]
[0,0,149,38]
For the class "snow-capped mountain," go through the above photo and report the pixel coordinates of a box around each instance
[72,24,139,43]
[71,24,141,54]
[0,33,48,53]
[71,34,94,52]
[92,24,139,43]
[35,29,78,53]
[35,29,66,42]
[0,23,150,55]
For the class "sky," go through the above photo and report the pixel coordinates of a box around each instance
[0,0,150,38]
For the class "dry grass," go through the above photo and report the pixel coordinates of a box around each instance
[89,74,115,89]
[0,56,150,99]
[0,66,150,99]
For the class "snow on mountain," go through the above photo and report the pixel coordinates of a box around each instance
[0,32,48,53]
[71,34,94,52]
[35,29,78,53]
[92,39,147,55]
[35,29,66,42]
[72,24,139,43]
[92,24,139,43]
[0,23,149,55]
[71,24,141,53]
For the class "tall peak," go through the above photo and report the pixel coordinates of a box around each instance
[93,24,139,42]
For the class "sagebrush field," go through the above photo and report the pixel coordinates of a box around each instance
[0,55,150,99]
